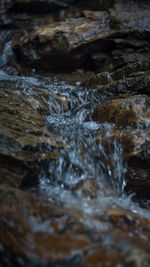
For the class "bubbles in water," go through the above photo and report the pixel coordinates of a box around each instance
[38,79,128,211]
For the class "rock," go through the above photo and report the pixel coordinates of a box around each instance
[13,16,114,72]
[4,0,77,13]
[1,184,150,266]
[0,74,71,188]
[96,74,150,95]
[81,71,113,87]
[0,14,13,29]
[0,0,13,13]
[93,98,150,199]
[81,58,150,88]
[125,156,150,201]
[72,178,99,198]
[92,95,150,128]
[96,128,150,199]
[6,0,115,13]
[110,0,150,31]
[12,0,150,73]
[0,185,91,265]
[1,1,150,265]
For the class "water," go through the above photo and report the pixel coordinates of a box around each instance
[1,68,150,217]
[1,21,150,265]
[1,61,150,227]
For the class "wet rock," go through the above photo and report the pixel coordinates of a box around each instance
[6,0,115,14]
[72,178,99,198]
[0,0,13,13]
[81,57,150,89]
[0,185,91,265]
[110,0,150,31]
[0,14,13,29]
[0,74,71,188]
[96,129,150,200]
[12,0,150,73]
[83,248,123,267]
[81,71,113,87]
[96,74,150,95]
[13,16,114,72]
[1,0,150,265]
[92,95,150,128]
[76,0,115,11]
[125,156,150,201]
[1,184,150,266]
[5,0,77,14]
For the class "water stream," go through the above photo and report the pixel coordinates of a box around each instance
[1,68,149,221]
[1,11,150,264]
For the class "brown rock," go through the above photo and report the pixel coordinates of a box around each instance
[13,16,114,71]
[1,185,150,265]
[0,185,91,264]
[12,0,150,73]
[92,95,150,128]
[72,178,99,198]
[0,76,70,188]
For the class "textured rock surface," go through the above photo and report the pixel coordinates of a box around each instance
[1,0,150,266]
[0,75,70,188]
[12,0,150,72]
[1,185,150,266]
[13,16,113,71]
[92,95,150,128]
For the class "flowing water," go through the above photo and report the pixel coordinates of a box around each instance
[1,68,150,221]
[1,17,150,265]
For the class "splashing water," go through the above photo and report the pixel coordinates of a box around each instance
[1,71,150,220]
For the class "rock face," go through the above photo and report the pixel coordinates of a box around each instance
[1,0,150,266]
[0,74,70,188]
[1,185,150,266]
[1,0,76,13]
[13,0,150,72]
[92,95,150,128]
[13,15,113,71]
[1,0,115,13]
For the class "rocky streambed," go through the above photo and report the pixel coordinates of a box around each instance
[1,0,150,266]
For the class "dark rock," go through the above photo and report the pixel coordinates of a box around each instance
[1,1,150,265]
[81,72,113,87]
[96,129,150,200]
[12,0,150,73]
[0,14,13,29]
[125,157,150,201]
[6,0,115,14]
[13,16,114,72]
[96,74,150,95]
[7,0,77,14]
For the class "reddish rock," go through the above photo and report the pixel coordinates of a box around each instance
[0,185,91,264]
[72,178,99,198]
[84,248,123,267]
[92,95,150,128]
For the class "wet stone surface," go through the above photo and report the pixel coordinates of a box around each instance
[1,0,150,266]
